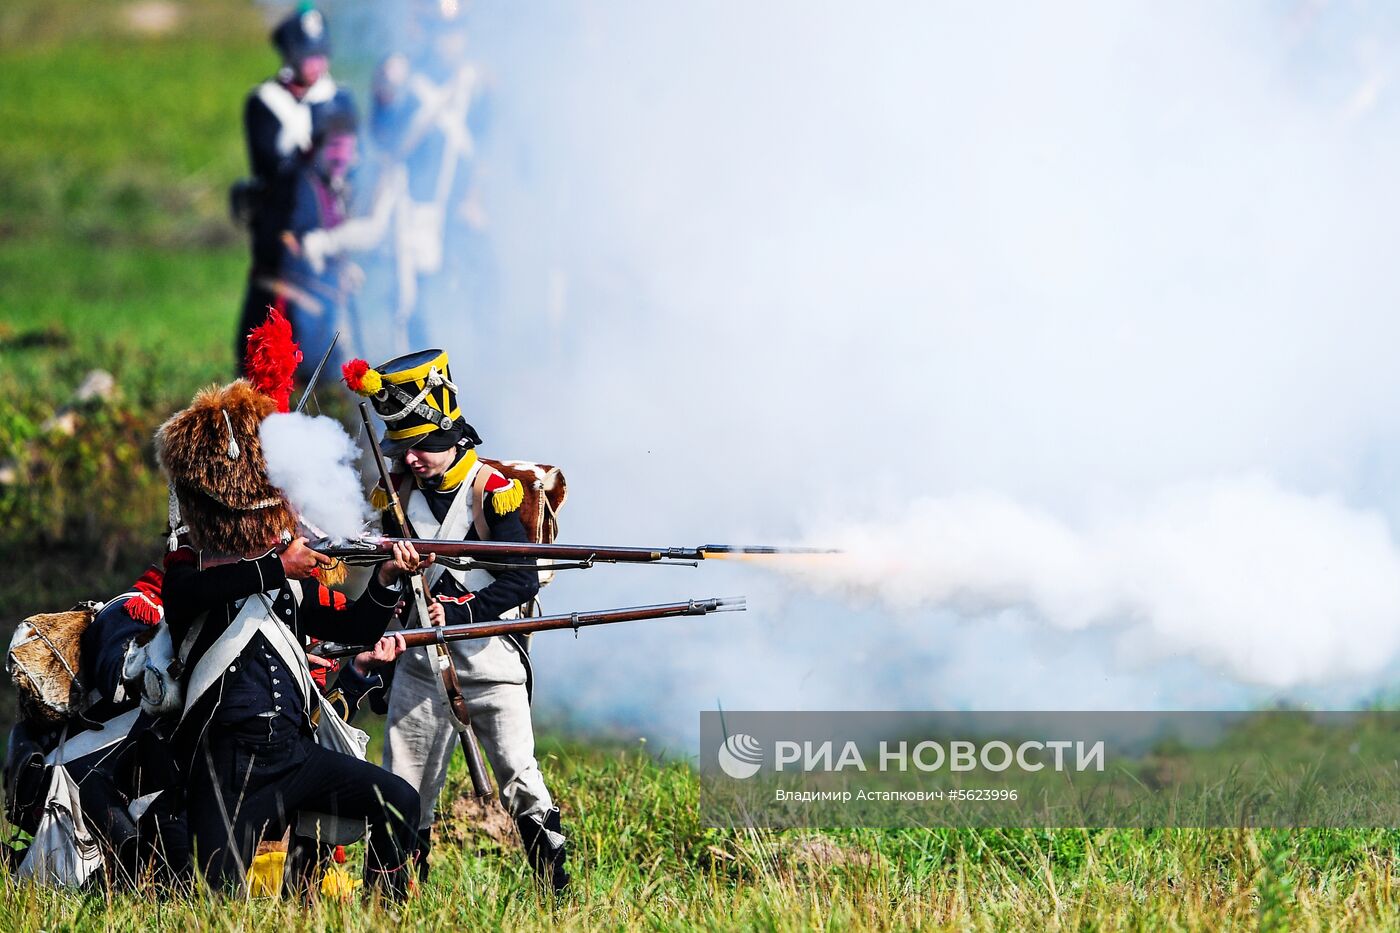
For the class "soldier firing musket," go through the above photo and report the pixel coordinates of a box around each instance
[340,347,568,891]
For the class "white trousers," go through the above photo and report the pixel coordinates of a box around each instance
[384,634,553,830]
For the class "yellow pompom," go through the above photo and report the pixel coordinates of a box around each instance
[360,368,383,395]
[491,478,525,515]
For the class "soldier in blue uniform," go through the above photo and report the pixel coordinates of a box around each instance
[279,95,363,378]
[6,570,191,887]
[233,4,350,373]
[155,377,423,899]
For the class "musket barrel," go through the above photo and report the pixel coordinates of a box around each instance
[314,536,838,567]
[697,544,841,556]
[317,597,746,659]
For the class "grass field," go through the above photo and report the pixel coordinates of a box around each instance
[3,2,1400,929]
[6,736,1400,930]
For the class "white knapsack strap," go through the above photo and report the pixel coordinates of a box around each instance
[181,583,310,722]
[470,463,494,542]
[256,81,311,157]
[45,708,142,767]
[402,474,480,736]
[405,466,492,592]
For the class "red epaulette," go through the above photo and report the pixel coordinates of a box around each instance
[482,467,524,516]
[124,566,165,624]
[437,593,474,605]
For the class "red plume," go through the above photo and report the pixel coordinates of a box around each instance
[244,307,302,413]
[341,358,385,396]
[342,358,370,393]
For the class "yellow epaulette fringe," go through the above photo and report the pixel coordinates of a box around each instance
[492,478,525,515]
[370,486,391,512]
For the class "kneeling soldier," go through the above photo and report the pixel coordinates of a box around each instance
[156,378,422,899]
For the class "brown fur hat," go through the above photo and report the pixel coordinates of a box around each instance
[155,380,297,555]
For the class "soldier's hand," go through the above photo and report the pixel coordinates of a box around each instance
[282,537,334,580]
[302,229,330,274]
[352,633,406,675]
[377,540,434,585]
[426,600,446,627]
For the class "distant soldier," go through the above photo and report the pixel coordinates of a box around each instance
[232,3,349,373]
[342,350,570,892]
[369,3,491,352]
[279,94,364,378]
[292,4,492,356]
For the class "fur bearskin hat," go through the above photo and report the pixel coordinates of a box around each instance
[155,379,298,555]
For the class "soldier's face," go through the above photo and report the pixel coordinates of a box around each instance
[296,54,329,86]
[318,132,357,180]
[404,446,456,479]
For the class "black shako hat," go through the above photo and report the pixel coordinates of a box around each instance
[343,348,483,458]
[272,4,331,64]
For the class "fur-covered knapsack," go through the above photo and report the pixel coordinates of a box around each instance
[6,606,96,726]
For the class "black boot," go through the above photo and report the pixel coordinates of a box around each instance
[515,807,570,893]
[412,826,432,884]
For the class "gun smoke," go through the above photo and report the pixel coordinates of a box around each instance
[326,1,1400,743]
[260,411,369,540]
[789,477,1400,689]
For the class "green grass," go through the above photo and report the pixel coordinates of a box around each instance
[0,0,259,733]
[0,0,261,375]
[0,238,242,369]
[0,2,264,250]
[6,740,1400,930]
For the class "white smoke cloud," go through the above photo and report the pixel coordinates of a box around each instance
[790,476,1400,688]
[260,412,369,540]
[330,1,1400,742]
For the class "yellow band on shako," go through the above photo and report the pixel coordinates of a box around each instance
[379,351,450,386]
[384,421,438,442]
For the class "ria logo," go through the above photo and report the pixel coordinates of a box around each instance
[717,733,763,779]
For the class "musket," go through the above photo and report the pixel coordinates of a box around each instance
[312,536,836,573]
[317,597,745,660]
[356,402,495,802]
[293,332,339,413]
